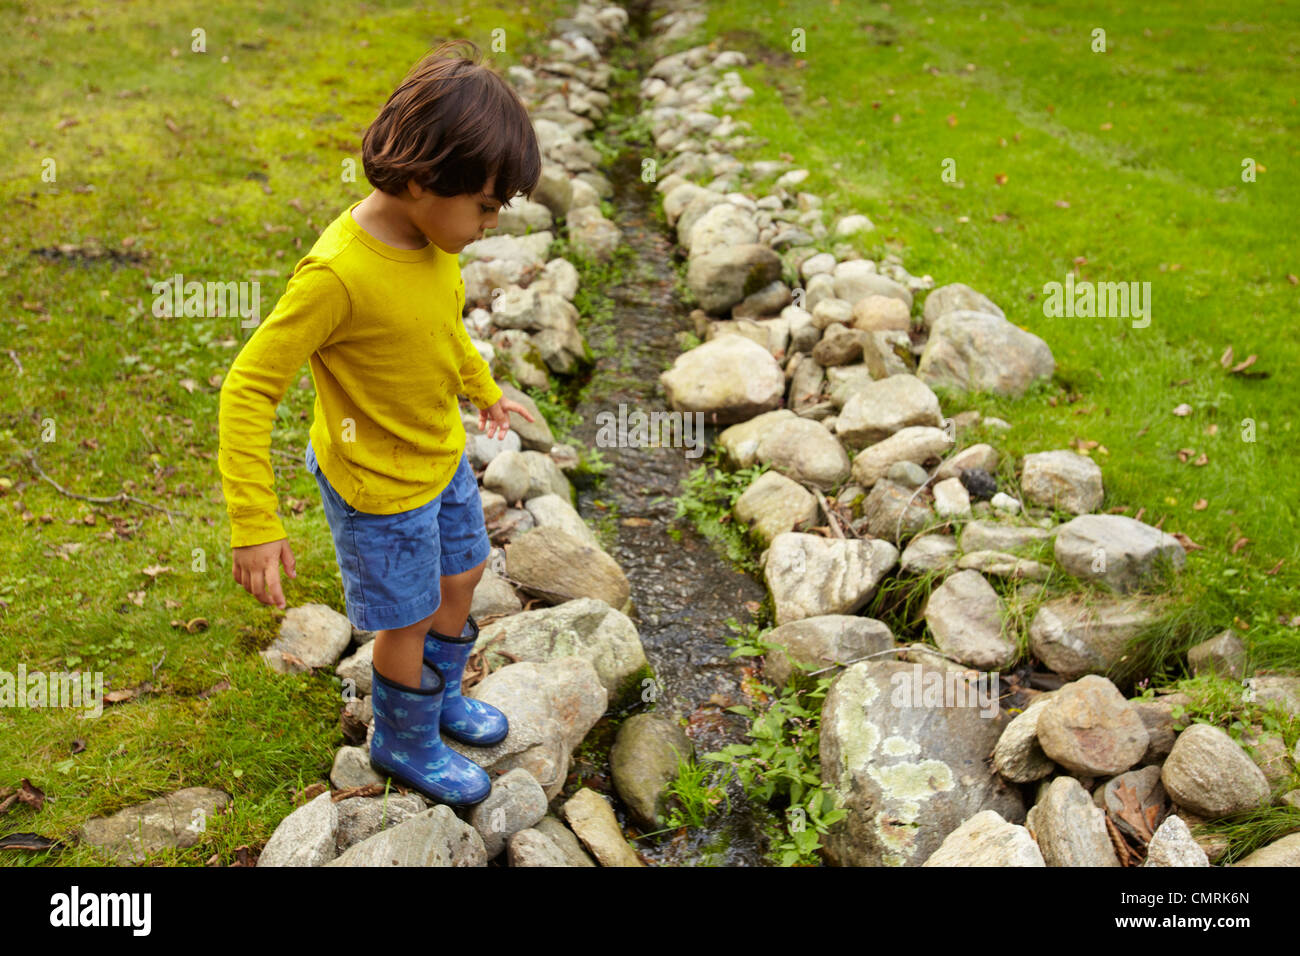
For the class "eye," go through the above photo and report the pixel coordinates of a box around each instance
[481,204,496,214]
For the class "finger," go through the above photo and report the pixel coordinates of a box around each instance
[281,541,296,579]
[266,565,285,609]
[249,568,265,604]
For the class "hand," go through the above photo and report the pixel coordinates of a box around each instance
[479,397,535,440]
[232,538,296,610]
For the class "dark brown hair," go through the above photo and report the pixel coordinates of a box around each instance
[362,40,541,204]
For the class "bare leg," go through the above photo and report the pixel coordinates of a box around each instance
[429,560,487,638]
[372,609,439,688]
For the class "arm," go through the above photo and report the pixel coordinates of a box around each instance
[451,273,503,412]
[218,260,351,549]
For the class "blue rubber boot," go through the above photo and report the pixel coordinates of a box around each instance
[368,664,491,806]
[422,615,509,747]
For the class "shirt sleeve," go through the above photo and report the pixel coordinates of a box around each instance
[452,272,503,410]
[218,260,351,548]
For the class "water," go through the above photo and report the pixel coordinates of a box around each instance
[565,151,774,866]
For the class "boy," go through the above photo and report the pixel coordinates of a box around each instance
[218,41,541,806]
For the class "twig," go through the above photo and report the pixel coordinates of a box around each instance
[812,487,844,538]
[7,350,21,374]
[23,448,190,519]
[151,650,167,679]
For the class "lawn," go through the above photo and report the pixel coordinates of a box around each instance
[0,0,568,865]
[665,0,1299,669]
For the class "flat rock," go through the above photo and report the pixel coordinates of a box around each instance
[334,793,426,855]
[261,603,353,673]
[506,527,630,611]
[79,787,231,864]
[1054,514,1186,593]
[764,614,895,687]
[851,426,952,487]
[326,805,486,867]
[1020,450,1103,515]
[1029,592,1167,680]
[562,788,644,866]
[900,533,960,574]
[763,532,899,625]
[733,469,818,544]
[924,570,1016,670]
[836,374,942,448]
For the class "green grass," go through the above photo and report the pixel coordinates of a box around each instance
[649,0,1299,676]
[0,0,572,865]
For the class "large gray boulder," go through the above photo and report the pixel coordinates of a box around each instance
[326,806,486,867]
[1036,676,1149,777]
[820,660,1024,866]
[1054,514,1187,593]
[610,713,694,829]
[763,533,899,625]
[1025,776,1121,866]
[256,791,338,867]
[660,335,786,423]
[473,598,646,700]
[1160,723,1271,818]
[1028,592,1167,680]
[917,310,1054,396]
[506,527,630,612]
[764,614,895,686]
[686,243,783,314]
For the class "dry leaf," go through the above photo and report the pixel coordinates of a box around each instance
[179,378,198,393]
[1193,499,1208,511]
[18,779,46,812]
[1219,346,1234,368]
[126,590,145,606]
[994,172,1008,185]
[141,564,172,579]
[1172,403,1192,416]
[1170,532,1204,551]
[104,688,137,704]
[1229,354,1257,374]
[1231,537,1250,555]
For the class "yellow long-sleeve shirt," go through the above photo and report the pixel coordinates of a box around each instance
[218,199,503,549]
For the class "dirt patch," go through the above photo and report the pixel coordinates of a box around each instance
[30,242,145,269]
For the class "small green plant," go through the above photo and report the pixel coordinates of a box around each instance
[664,753,731,829]
[702,626,847,866]
[670,452,767,572]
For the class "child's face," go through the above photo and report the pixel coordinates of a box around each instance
[405,176,503,254]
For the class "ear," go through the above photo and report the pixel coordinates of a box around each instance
[404,178,427,201]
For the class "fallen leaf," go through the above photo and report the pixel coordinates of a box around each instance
[1055,199,1071,208]
[1219,346,1234,368]
[1229,354,1257,374]
[1266,559,1284,575]
[0,833,61,852]
[621,517,653,528]
[1100,121,1113,130]
[0,794,17,816]
[179,378,198,393]
[104,688,137,704]
[946,113,958,127]
[70,739,86,754]
[1231,537,1250,555]
[164,117,181,134]
[1193,499,1208,511]
[1205,423,1219,436]
[1193,453,1208,466]
[126,590,145,606]
[18,779,45,812]
[1170,532,1204,551]
[1172,403,1192,416]
[141,564,172,579]
[994,172,1008,185]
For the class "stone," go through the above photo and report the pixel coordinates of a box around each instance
[506,528,629,608]
[788,355,825,411]
[733,469,818,544]
[959,520,1053,554]
[1021,451,1104,515]
[833,261,912,309]
[334,794,426,854]
[1025,776,1120,866]
[764,532,899,625]
[1187,629,1247,679]
[1233,833,1300,867]
[446,657,606,799]
[924,570,1016,670]
[524,494,598,548]
[469,767,549,858]
[326,805,486,867]
[835,375,942,448]
[661,335,786,423]
[733,280,792,319]
[988,490,1019,512]
[686,243,783,314]
[860,479,935,543]
[852,294,911,333]
[811,297,855,331]
[498,384,555,451]
[764,614,894,687]
[718,410,796,468]
[483,449,530,503]
[1160,723,1270,818]
[1098,765,1167,842]
[1054,514,1187,593]
[507,828,571,867]
[562,788,644,866]
[922,283,1004,330]
[934,444,999,482]
[686,202,758,255]
[851,426,952,487]
[932,477,972,519]
[532,164,575,216]
[79,788,231,864]
[534,814,597,866]
[471,567,523,618]
[917,310,1054,397]
[834,213,874,236]
[520,450,574,501]
[754,416,851,490]
[900,534,960,574]
[474,598,646,700]
[260,603,353,673]
[331,746,382,789]
[811,324,863,366]
[1144,815,1210,867]
[957,551,1049,581]
[887,460,930,489]
[922,811,1044,867]
[495,197,553,235]
[993,693,1057,783]
[820,660,1024,866]
[1028,592,1166,681]
[610,714,694,829]
[1132,693,1193,764]
[335,641,375,696]
[567,206,621,261]
[466,428,522,470]
[1036,676,1149,777]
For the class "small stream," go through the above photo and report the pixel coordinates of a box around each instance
[565,149,774,865]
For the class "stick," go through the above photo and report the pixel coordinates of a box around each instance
[813,487,844,538]
[23,449,190,519]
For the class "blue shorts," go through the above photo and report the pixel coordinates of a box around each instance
[305,437,491,632]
